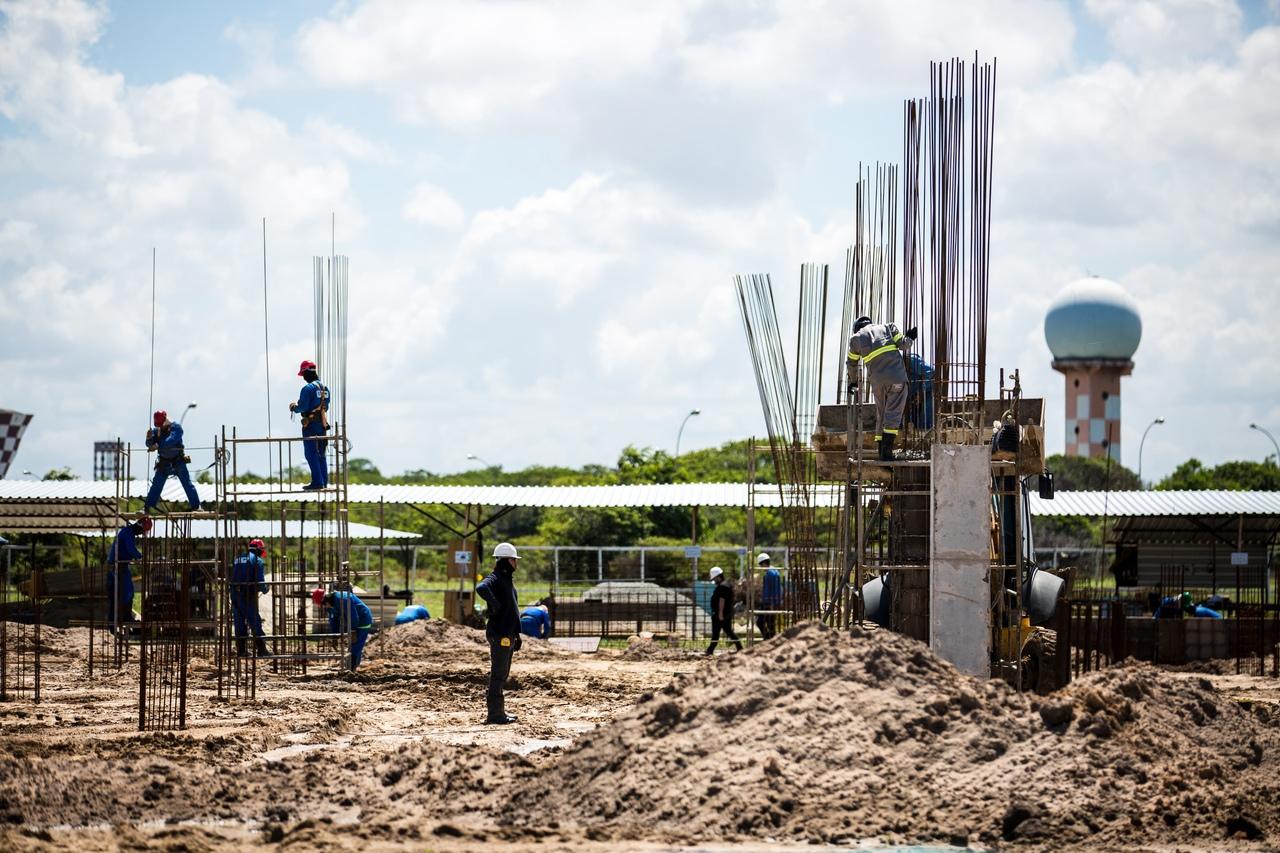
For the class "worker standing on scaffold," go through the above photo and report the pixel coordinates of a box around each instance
[230,539,271,658]
[289,360,329,491]
[144,410,201,512]
[106,516,151,631]
[846,317,917,461]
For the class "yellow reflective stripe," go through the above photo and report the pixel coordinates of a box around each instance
[862,343,899,364]
[873,435,882,441]
[883,428,899,435]
[847,350,861,361]
[892,332,903,343]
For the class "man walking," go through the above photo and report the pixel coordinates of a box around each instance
[705,566,742,655]
[145,410,201,512]
[289,360,329,491]
[230,539,271,658]
[755,553,782,641]
[106,517,150,630]
[476,542,521,725]
[846,316,918,461]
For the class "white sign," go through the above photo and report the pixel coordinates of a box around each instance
[1230,551,1248,567]
[454,550,472,565]
[684,545,702,559]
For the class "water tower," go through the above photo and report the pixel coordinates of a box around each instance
[1044,278,1142,463]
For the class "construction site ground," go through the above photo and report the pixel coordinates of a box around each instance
[2,620,1279,852]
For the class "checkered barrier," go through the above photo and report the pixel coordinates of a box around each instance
[0,410,33,479]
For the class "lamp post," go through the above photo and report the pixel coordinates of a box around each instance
[1138,417,1165,486]
[1250,423,1280,466]
[675,409,701,457]
[179,402,198,425]
[466,453,494,468]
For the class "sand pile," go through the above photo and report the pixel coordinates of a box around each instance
[518,621,1280,849]
[367,619,570,662]
[618,634,698,662]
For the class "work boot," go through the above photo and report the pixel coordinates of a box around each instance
[485,714,517,725]
[704,642,718,656]
[879,433,897,461]
[235,638,249,658]
[734,641,744,652]
[254,637,270,657]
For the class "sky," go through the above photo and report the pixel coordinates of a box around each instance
[1,0,1278,483]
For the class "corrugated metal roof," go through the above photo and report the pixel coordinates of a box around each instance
[68,520,419,540]
[1028,490,1280,518]
[3,480,1276,515]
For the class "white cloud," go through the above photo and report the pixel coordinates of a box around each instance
[402,181,466,229]
[1085,0,1244,65]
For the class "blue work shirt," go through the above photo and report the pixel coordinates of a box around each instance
[297,380,329,433]
[327,591,374,632]
[147,423,187,461]
[519,606,552,639]
[1193,605,1223,619]
[394,604,430,625]
[109,524,143,565]
[230,552,267,594]
[761,568,782,607]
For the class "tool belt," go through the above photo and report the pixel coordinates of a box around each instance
[155,452,190,469]
[300,409,330,431]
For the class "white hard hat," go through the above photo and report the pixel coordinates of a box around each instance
[756,552,771,565]
[493,542,520,559]
[708,566,724,579]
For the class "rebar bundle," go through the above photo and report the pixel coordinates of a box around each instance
[313,255,349,432]
[902,55,997,431]
[0,543,41,702]
[838,163,899,405]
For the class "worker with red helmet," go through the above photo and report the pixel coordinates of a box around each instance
[106,516,151,631]
[312,587,374,670]
[288,360,330,491]
[144,410,201,512]
[230,538,270,657]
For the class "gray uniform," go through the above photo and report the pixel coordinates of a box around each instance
[847,323,912,439]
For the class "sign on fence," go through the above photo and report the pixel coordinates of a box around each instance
[683,545,702,559]
[1231,551,1248,566]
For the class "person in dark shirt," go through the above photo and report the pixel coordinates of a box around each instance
[475,542,522,724]
[705,566,742,655]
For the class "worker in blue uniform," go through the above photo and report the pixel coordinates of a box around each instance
[230,539,271,657]
[312,587,374,670]
[145,410,200,512]
[106,517,150,630]
[904,353,935,430]
[289,360,329,490]
[476,542,522,724]
[519,602,552,639]
[755,552,782,641]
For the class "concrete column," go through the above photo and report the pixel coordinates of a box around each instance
[930,445,992,677]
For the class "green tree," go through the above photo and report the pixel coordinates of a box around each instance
[1156,459,1280,491]
[42,467,75,481]
[1044,453,1140,491]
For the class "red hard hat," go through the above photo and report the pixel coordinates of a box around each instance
[153,410,167,427]
[297,360,317,377]
[137,517,153,533]
[311,588,326,606]
[248,538,266,553]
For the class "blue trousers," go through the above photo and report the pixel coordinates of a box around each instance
[105,566,134,629]
[302,427,328,487]
[146,459,200,509]
[350,628,370,669]
[230,589,264,638]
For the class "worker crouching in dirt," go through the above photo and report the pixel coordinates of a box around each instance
[312,588,374,670]
[705,566,743,655]
[520,602,552,639]
[476,542,522,725]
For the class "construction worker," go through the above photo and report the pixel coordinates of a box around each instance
[904,353,935,430]
[106,517,150,630]
[289,360,329,491]
[476,542,521,725]
[144,410,201,512]
[520,602,552,639]
[846,316,918,461]
[755,553,782,641]
[705,566,742,655]
[312,587,374,670]
[230,539,270,657]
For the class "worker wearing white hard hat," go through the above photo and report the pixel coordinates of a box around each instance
[756,552,782,640]
[705,566,742,655]
[476,542,522,724]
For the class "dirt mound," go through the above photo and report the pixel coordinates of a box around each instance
[519,621,1280,849]
[368,619,571,662]
[618,635,699,662]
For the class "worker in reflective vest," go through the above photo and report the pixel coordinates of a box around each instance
[846,317,917,461]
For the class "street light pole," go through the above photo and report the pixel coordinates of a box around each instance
[675,409,701,457]
[466,453,494,468]
[1138,417,1165,486]
[179,402,198,425]
[1250,423,1280,466]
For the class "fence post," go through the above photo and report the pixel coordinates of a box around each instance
[640,547,645,582]
[597,548,603,581]
[554,547,560,592]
